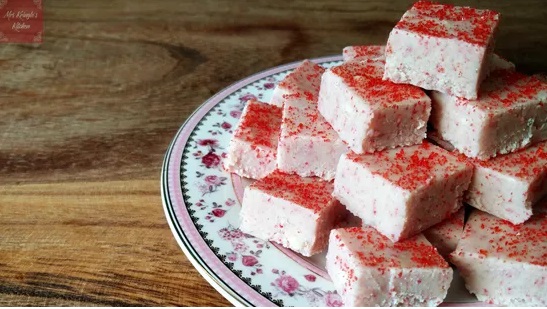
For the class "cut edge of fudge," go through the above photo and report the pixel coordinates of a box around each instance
[239,170,347,256]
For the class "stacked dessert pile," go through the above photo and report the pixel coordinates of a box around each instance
[224,0,547,306]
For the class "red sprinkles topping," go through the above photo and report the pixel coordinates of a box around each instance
[332,61,426,106]
[234,99,282,149]
[395,0,499,46]
[249,170,335,213]
[278,60,325,99]
[475,142,547,181]
[347,142,470,191]
[459,211,547,267]
[455,71,547,111]
[339,227,449,269]
[343,45,385,61]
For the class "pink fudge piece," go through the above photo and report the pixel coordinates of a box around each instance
[334,142,473,241]
[423,207,465,259]
[318,60,431,154]
[239,170,346,256]
[465,141,547,224]
[431,71,547,159]
[326,226,453,306]
[384,1,500,99]
[278,92,347,180]
[276,60,347,180]
[342,45,385,62]
[224,100,282,179]
[450,209,547,306]
[269,60,325,107]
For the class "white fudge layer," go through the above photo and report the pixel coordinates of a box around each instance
[278,94,347,180]
[318,61,430,154]
[384,1,499,99]
[431,71,547,159]
[269,60,324,107]
[224,100,282,179]
[465,141,547,224]
[326,227,452,306]
[451,210,547,306]
[239,171,346,256]
[423,207,465,259]
[334,142,473,241]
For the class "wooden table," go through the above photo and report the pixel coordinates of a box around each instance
[1,0,545,306]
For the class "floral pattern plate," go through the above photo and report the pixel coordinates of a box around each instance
[161,55,476,307]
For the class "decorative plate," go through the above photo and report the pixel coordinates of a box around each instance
[160,55,475,307]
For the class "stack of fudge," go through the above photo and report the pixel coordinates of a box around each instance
[224,1,547,306]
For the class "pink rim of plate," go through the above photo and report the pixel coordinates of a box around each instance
[161,55,341,307]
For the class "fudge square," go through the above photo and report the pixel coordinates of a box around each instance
[326,226,453,306]
[318,60,431,154]
[465,141,547,225]
[431,70,547,159]
[224,99,282,179]
[278,92,347,181]
[423,207,465,259]
[239,170,346,256]
[342,45,385,62]
[334,142,473,241]
[450,209,547,306]
[269,60,325,107]
[384,0,500,99]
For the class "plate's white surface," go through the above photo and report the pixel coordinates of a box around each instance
[161,56,477,307]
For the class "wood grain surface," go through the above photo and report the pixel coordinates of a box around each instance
[1,0,546,306]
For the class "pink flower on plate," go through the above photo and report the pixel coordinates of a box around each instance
[230,110,242,118]
[304,274,316,282]
[325,292,343,307]
[221,122,232,130]
[239,93,256,103]
[233,242,248,252]
[197,139,219,147]
[204,175,222,185]
[227,253,237,261]
[275,275,299,294]
[225,198,236,206]
[211,209,226,217]
[201,152,220,168]
[242,255,258,267]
